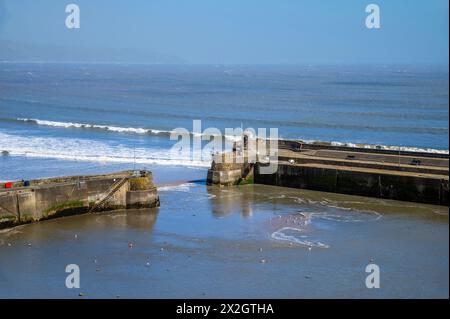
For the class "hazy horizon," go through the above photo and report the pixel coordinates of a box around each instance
[0,0,448,65]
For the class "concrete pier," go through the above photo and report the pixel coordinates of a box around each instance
[207,139,449,206]
[206,152,254,186]
[0,170,160,228]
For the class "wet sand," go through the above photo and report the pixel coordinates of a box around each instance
[0,181,447,298]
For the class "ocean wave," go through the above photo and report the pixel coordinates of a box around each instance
[9,118,450,154]
[330,141,449,155]
[17,116,449,136]
[15,118,242,142]
[0,132,211,168]
[17,118,169,136]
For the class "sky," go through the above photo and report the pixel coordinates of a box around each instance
[0,0,448,64]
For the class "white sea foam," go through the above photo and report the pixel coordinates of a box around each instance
[17,118,160,135]
[330,141,449,155]
[311,210,382,222]
[16,118,243,141]
[0,132,211,168]
[271,227,330,248]
[158,183,195,192]
[15,118,449,154]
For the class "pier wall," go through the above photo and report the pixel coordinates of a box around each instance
[0,171,159,228]
[254,163,448,206]
[206,139,449,206]
[206,169,244,186]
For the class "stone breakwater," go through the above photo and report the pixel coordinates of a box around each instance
[207,139,449,206]
[0,170,159,228]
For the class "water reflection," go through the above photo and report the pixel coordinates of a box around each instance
[97,208,159,230]
[0,208,160,247]
[206,185,255,218]
[206,183,448,221]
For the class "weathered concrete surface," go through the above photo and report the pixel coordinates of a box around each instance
[277,149,448,175]
[126,190,159,209]
[0,170,160,228]
[206,150,255,186]
[207,169,243,186]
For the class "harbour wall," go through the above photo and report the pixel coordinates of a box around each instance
[206,139,449,206]
[254,163,448,206]
[0,170,159,228]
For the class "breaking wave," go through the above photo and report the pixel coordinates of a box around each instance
[12,118,448,154]
[0,132,211,168]
[330,141,449,155]
[17,118,171,136]
[14,118,242,141]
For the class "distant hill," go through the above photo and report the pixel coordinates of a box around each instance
[0,40,187,64]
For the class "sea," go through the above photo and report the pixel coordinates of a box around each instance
[0,63,448,298]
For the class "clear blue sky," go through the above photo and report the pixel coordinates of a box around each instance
[0,0,448,64]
